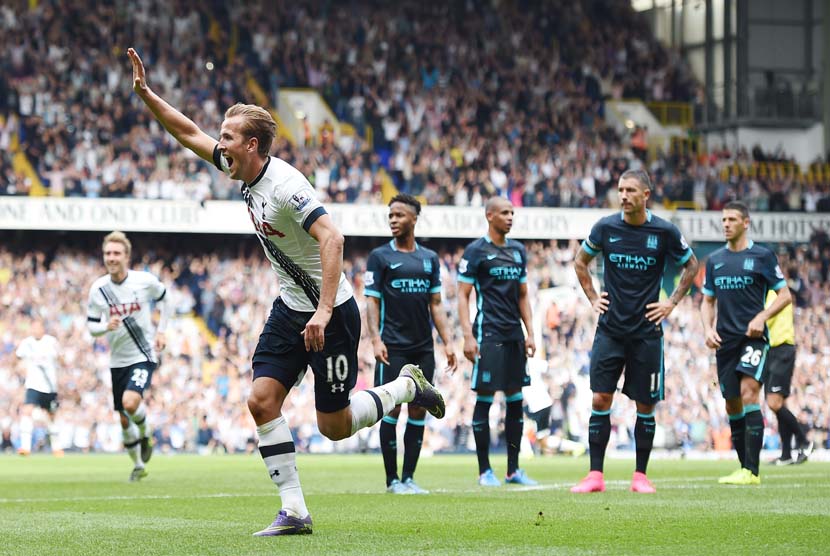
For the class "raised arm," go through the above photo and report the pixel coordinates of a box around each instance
[128,48,217,162]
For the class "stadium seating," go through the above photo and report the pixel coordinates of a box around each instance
[1,1,826,209]
[1,234,827,455]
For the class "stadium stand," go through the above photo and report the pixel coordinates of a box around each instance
[1,233,828,455]
[1,1,827,209]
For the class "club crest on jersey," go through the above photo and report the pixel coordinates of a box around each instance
[743,258,755,271]
[512,250,522,263]
[646,235,658,250]
[363,271,374,287]
[289,192,311,211]
[423,259,432,273]
[459,259,469,274]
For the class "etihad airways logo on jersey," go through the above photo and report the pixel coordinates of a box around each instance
[390,278,430,293]
[714,275,755,289]
[609,253,657,270]
[109,301,141,317]
[489,266,522,280]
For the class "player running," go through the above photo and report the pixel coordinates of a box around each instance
[16,319,63,457]
[128,47,445,535]
[365,194,458,494]
[86,231,168,481]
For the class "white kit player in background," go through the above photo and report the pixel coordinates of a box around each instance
[86,231,168,482]
[16,319,63,456]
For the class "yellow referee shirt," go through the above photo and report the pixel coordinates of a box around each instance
[765,290,795,347]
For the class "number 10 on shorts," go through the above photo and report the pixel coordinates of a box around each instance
[326,355,348,382]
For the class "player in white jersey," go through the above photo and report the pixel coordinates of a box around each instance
[86,231,168,482]
[16,319,63,457]
[128,47,446,536]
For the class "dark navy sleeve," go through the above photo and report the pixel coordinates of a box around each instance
[667,223,694,265]
[582,220,603,257]
[458,244,479,284]
[364,249,385,298]
[429,253,442,294]
[519,243,528,284]
[702,256,715,297]
[212,144,229,173]
[762,249,787,291]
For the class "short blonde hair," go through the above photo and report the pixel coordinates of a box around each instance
[102,231,131,257]
[224,103,277,157]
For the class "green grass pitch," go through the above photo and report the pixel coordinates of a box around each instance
[2,454,827,555]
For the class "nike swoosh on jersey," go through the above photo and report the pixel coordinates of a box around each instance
[609,237,622,243]
[714,263,726,270]
[770,386,782,392]
[390,263,403,269]
[486,254,498,260]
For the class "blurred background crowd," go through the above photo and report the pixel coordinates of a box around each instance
[0,0,827,463]
[2,231,828,458]
[1,0,828,210]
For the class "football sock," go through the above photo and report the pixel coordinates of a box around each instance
[728,411,746,468]
[505,393,524,476]
[776,410,793,460]
[401,417,426,482]
[48,422,60,451]
[634,412,656,474]
[128,402,148,438]
[776,406,807,452]
[472,396,493,474]
[123,422,142,467]
[588,410,611,472]
[19,415,33,452]
[379,415,399,486]
[744,405,764,475]
[257,416,309,518]
[350,379,415,434]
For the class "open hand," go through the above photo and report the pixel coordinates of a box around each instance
[127,47,149,94]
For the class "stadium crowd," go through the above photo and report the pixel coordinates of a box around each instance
[2,232,828,458]
[2,0,828,209]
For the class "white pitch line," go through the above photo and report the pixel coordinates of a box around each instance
[1,472,827,503]
[0,492,268,504]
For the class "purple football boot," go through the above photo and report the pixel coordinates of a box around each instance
[253,510,313,536]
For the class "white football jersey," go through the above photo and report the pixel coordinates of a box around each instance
[86,270,166,368]
[17,334,60,394]
[213,148,353,312]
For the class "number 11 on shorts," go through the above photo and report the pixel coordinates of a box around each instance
[650,372,660,394]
